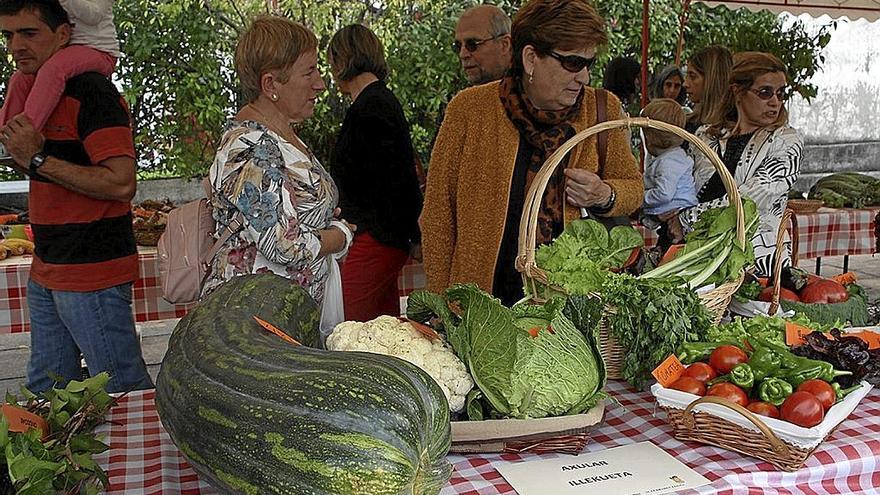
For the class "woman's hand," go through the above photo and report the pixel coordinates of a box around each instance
[564,169,613,208]
[318,220,357,257]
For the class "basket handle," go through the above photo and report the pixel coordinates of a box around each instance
[515,117,745,294]
[768,208,794,315]
[682,395,790,457]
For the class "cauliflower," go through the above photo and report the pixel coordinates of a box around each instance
[326,315,474,412]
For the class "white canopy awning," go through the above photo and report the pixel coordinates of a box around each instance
[698,1,880,21]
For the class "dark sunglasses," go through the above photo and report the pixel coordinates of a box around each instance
[548,51,596,73]
[749,86,789,101]
[452,35,501,54]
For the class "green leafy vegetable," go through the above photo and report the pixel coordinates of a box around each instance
[779,284,869,327]
[408,285,606,420]
[601,275,714,389]
[1,373,115,495]
[642,198,760,288]
[537,219,643,271]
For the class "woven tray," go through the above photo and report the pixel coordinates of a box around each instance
[516,117,747,379]
[450,401,604,454]
[787,199,823,214]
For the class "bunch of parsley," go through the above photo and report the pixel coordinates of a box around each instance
[601,274,714,389]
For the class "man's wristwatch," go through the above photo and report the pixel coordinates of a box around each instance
[29,152,48,176]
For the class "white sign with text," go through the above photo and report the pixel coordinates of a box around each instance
[494,442,709,495]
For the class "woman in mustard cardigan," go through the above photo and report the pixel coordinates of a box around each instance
[421,0,643,305]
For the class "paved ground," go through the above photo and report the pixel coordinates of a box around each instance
[2,254,879,395]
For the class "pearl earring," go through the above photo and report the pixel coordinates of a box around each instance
[528,71,534,84]
[271,94,278,101]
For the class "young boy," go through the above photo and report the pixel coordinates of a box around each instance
[641,98,697,252]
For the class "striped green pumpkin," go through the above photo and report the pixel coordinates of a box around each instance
[155,274,452,494]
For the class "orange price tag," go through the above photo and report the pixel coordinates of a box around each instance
[785,324,880,350]
[253,316,301,346]
[652,354,685,388]
[784,322,813,347]
[1,404,48,439]
[846,330,880,350]
[398,317,440,342]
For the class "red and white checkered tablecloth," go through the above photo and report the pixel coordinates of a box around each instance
[92,380,880,494]
[0,247,194,334]
[790,207,880,261]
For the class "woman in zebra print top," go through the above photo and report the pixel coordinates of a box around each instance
[680,51,803,277]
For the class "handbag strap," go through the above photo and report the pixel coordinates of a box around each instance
[595,88,609,176]
[202,176,244,263]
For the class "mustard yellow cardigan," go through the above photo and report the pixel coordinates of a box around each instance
[420,82,644,294]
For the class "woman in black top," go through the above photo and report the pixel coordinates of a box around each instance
[328,24,423,321]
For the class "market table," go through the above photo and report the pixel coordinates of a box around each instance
[789,206,880,273]
[0,247,193,334]
[92,380,880,494]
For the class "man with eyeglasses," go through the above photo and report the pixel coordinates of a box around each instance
[454,5,512,85]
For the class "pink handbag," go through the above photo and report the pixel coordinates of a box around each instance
[157,179,242,304]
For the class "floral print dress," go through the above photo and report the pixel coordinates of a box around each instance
[201,120,338,305]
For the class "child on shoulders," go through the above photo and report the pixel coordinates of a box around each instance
[0,0,119,157]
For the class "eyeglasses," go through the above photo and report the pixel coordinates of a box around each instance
[452,35,502,54]
[548,51,596,73]
[749,86,789,101]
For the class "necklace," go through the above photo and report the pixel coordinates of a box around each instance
[240,102,313,159]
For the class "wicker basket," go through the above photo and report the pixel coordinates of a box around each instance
[450,402,605,454]
[656,381,872,471]
[787,198,823,214]
[662,396,816,471]
[515,117,747,379]
[767,208,794,316]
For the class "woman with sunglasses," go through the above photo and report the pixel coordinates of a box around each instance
[421,0,642,305]
[681,51,803,276]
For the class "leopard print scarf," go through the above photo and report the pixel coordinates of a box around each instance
[499,74,583,245]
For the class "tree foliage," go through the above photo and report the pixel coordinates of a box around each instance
[0,0,832,180]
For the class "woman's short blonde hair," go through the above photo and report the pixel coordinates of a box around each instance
[235,16,318,103]
[642,98,686,150]
[329,24,389,82]
[511,0,608,75]
[707,51,789,136]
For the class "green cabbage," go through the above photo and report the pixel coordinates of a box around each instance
[409,285,606,420]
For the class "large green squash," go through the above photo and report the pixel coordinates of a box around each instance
[155,274,452,494]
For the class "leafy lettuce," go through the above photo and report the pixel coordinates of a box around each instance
[407,285,606,420]
[535,219,643,295]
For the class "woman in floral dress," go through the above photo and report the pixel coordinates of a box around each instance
[201,16,354,311]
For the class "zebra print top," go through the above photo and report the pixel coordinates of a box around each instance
[682,124,803,277]
[202,120,339,304]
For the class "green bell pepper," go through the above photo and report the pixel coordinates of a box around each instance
[747,346,783,382]
[757,377,793,406]
[729,363,755,389]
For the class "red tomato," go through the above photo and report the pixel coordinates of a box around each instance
[684,362,717,383]
[780,391,825,427]
[709,345,748,375]
[746,401,780,419]
[796,379,837,411]
[706,383,749,407]
[798,279,849,304]
[758,286,800,302]
[668,377,707,396]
